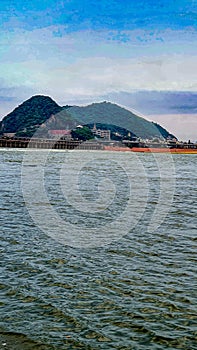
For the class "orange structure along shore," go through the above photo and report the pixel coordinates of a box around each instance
[104,146,197,154]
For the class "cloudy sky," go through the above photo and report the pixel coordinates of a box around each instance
[0,0,197,140]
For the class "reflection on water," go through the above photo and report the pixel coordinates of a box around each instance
[0,150,196,349]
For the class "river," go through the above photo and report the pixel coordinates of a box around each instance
[0,149,196,349]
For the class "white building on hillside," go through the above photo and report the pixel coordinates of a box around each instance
[92,124,111,140]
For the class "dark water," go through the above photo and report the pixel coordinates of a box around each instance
[0,149,196,349]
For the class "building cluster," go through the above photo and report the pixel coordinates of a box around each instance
[91,124,111,140]
[47,123,111,141]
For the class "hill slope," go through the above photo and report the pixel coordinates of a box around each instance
[153,122,176,140]
[67,102,166,139]
[0,95,63,137]
[0,96,176,139]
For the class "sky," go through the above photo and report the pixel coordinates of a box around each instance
[0,0,197,140]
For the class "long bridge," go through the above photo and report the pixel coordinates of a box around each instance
[0,137,105,150]
[0,137,82,149]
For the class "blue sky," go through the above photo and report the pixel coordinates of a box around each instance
[0,0,197,139]
[1,0,197,31]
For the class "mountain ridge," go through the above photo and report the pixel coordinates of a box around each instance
[0,95,176,140]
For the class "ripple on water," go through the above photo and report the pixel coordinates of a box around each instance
[0,150,196,349]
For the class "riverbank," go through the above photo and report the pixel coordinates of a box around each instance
[1,137,197,153]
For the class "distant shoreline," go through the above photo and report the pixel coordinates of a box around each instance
[1,139,197,154]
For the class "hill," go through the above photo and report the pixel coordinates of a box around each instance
[66,102,170,139]
[0,95,63,137]
[0,96,176,140]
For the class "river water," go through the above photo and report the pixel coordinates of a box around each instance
[0,149,196,349]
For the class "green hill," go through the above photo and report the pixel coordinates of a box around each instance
[66,101,168,139]
[0,95,176,140]
[0,95,63,137]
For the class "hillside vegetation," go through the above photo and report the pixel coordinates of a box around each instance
[67,102,165,139]
[0,95,63,137]
[152,122,176,140]
[0,95,176,140]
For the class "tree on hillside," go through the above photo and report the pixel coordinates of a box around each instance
[71,126,94,141]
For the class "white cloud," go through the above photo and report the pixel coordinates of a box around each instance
[0,26,197,140]
[0,25,197,99]
[13,55,196,101]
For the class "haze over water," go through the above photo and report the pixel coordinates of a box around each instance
[0,149,196,349]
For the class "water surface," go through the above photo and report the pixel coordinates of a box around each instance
[0,149,196,349]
